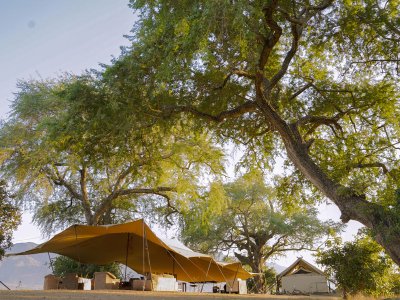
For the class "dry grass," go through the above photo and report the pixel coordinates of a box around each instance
[0,290,341,300]
[347,294,400,300]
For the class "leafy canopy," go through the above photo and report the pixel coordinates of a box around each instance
[180,170,341,292]
[0,74,224,231]
[317,233,400,298]
[0,181,21,260]
[104,0,400,264]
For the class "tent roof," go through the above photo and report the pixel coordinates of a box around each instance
[277,258,326,279]
[9,219,253,282]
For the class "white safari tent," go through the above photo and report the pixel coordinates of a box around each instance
[277,258,330,294]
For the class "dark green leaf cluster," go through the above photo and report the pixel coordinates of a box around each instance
[52,255,121,279]
[317,234,399,297]
[180,170,341,293]
[0,73,224,232]
[0,181,21,260]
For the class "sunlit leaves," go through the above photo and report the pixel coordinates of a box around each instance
[0,181,21,259]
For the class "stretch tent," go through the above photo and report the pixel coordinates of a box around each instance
[9,219,253,282]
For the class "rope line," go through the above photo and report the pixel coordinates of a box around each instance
[158,243,195,283]
[200,258,212,292]
[47,252,54,273]
[215,261,232,292]
[230,263,240,294]
[143,226,153,291]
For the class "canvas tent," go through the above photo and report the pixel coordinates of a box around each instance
[277,258,330,294]
[9,219,252,283]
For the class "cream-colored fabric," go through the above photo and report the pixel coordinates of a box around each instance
[9,219,253,282]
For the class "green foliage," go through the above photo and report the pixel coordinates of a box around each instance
[0,180,21,260]
[4,0,400,271]
[180,170,341,293]
[316,235,399,297]
[114,0,400,265]
[246,266,277,294]
[0,75,224,231]
[52,255,121,279]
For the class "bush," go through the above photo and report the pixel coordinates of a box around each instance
[52,255,122,279]
[317,235,398,298]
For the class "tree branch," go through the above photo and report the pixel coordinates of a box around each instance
[259,1,282,70]
[289,82,313,100]
[350,162,389,175]
[44,166,82,201]
[215,69,255,90]
[79,166,93,223]
[350,59,400,65]
[269,22,302,89]
[164,100,257,123]
[92,187,176,224]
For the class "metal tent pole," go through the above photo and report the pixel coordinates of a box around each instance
[124,233,130,282]
[0,280,10,290]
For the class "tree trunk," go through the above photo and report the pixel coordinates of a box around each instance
[251,268,265,294]
[255,94,400,265]
[250,256,266,294]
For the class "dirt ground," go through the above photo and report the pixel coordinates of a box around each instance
[0,290,341,300]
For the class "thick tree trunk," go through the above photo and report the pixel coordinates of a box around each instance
[255,93,400,265]
[252,266,265,294]
[283,133,400,265]
[235,249,266,293]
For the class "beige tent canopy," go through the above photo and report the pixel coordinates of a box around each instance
[9,219,253,283]
[277,258,330,294]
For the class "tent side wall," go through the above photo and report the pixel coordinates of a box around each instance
[281,273,329,294]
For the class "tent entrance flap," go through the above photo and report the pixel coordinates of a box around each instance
[8,219,254,283]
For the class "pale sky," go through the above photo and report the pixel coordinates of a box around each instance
[1,0,133,236]
[1,0,362,268]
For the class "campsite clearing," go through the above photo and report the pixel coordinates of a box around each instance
[0,290,340,300]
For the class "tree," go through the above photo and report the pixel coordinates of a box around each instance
[316,234,399,298]
[180,171,340,293]
[99,0,400,264]
[52,255,121,279]
[246,266,276,294]
[0,180,21,260]
[0,75,223,232]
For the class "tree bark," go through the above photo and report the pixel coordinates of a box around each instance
[254,85,400,265]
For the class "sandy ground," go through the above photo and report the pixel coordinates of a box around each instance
[0,290,341,300]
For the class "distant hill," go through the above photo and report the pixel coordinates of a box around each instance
[267,262,286,274]
[0,243,53,290]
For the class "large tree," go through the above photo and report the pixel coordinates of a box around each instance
[180,171,340,293]
[0,180,21,260]
[0,75,223,231]
[98,0,400,264]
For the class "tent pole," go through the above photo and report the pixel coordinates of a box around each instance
[74,225,82,277]
[172,253,175,277]
[48,252,54,273]
[0,280,10,290]
[215,261,232,293]
[200,259,212,293]
[124,233,130,282]
[144,226,153,291]
[142,220,145,291]
[230,263,240,294]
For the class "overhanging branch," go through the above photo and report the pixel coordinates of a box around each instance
[164,101,257,123]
